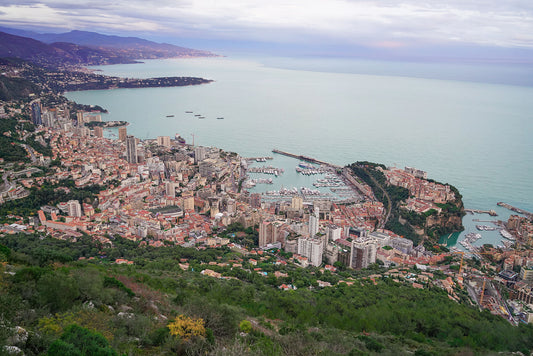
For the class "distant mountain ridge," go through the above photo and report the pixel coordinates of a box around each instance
[25,29,216,58]
[0,27,217,68]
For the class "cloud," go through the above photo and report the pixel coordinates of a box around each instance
[0,0,532,48]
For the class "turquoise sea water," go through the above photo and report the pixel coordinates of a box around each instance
[65,57,533,247]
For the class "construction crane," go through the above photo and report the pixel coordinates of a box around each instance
[452,250,493,276]
[479,277,490,306]
[452,251,466,275]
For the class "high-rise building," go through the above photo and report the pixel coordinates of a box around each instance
[76,111,84,124]
[67,200,82,218]
[259,221,272,247]
[326,224,342,241]
[118,127,127,142]
[93,126,103,138]
[250,193,261,209]
[83,113,101,123]
[157,136,171,147]
[183,196,195,211]
[298,237,324,267]
[126,135,138,164]
[165,182,176,197]
[350,238,377,270]
[226,198,236,214]
[31,102,42,126]
[308,206,319,237]
[291,196,303,210]
[42,111,54,127]
[194,146,207,163]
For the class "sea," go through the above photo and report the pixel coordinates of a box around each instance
[64,56,533,249]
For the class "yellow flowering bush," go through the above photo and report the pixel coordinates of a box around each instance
[167,315,206,341]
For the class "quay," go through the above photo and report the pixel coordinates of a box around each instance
[272,149,342,169]
[497,202,533,219]
[465,208,498,216]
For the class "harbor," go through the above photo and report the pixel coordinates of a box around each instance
[244,150,361,203]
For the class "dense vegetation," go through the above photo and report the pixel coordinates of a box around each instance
[1,233,532,355]
[0,118,52,163]
[0,75,40,101]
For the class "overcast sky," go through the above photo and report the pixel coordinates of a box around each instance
[1,0,533,53]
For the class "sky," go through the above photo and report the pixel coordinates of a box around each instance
[1,1,533,58]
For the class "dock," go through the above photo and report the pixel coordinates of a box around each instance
[497,202,533,219]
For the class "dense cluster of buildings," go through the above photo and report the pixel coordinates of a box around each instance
[1,101,444,273]
[383,166,456,214]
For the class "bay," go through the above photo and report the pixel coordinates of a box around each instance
[65,56,533,247]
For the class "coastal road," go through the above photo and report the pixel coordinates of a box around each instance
[1,171,14,194]
[21,144,38,163]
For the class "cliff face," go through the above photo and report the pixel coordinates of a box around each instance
[424,198,465,239]
[426,213,463,233]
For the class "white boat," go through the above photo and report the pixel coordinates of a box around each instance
[500,229,515,240]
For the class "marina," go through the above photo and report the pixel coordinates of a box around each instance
[247,166,284,175]
[459,233,483,254]
[243,152,361,203]
[263,186,331,198]
[242,178,274,188]
[245,156,273,162]
[296,166,329,175]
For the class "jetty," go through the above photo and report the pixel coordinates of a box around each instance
[497,202,533,219]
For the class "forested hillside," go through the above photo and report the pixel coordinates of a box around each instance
[1,233,532,355]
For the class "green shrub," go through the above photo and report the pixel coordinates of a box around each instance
[239,320,252,333]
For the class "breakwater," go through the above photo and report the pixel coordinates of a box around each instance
[272,149,342,169]
[497,202,533,219]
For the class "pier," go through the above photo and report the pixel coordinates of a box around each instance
[497,202,533,219]
[465,208,498,216]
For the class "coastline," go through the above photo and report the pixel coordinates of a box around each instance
[63,56,533,249]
